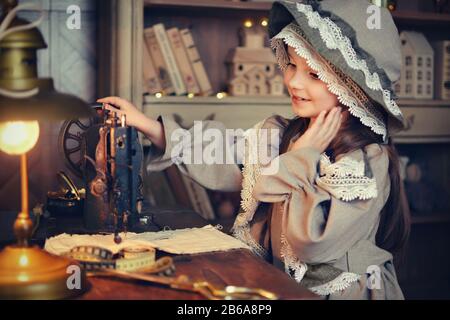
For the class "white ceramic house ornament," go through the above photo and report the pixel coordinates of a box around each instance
[395,31,434,99]
[432,41,450,100]
[269,74,284,95]
[226,22,285,96]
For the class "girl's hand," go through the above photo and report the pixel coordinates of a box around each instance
[291,107,342,154]
[96,96,166,150]
[97,96,147,130]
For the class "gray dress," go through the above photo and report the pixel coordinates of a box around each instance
[146,115,405,300]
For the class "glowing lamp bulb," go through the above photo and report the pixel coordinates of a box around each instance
[0,121,40,155]
[261,18,269,27]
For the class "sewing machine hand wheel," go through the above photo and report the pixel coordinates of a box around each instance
[58,104,102,177]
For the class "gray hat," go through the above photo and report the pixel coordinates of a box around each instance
[268,0,407,142]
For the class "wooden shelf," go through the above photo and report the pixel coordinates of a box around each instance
[144,0,272,11]
[144,95,291,105]
[143,96,450,144]
[144,1,450,24]
[411,214,450,224]
[142,95,293,131]
[392,10,450,25]
[144,95,450,108]
[397,99,450,108]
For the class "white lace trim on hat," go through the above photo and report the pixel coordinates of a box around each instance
[310,272,362,296]
[295,2,402,118]
[271,25,387,140]
[316,153,378,202]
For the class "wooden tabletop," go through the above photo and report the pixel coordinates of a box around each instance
[78,249,318,300]
[8,209,318,300]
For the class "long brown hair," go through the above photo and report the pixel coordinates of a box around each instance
[279,107,411,256]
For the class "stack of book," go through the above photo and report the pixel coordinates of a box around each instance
[143,24,213,96]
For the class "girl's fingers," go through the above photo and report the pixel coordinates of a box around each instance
[318,108,341,148]
[104,104,123,115]
[97,96,124,104]
[325,112,342,143]
[103,103,118,111]
[318,107,339,137]
[97,96,129,110]
[328,108,342,134]
[103,103,122,111]
[310,110,326,132]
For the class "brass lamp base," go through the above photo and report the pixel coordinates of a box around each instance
[0,245,87,299]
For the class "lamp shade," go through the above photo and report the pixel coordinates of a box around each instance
[0,79,94,122]
[0,0,94,122]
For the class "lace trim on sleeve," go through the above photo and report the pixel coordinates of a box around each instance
[309,272,362,296]
[232,120,269,259]
[280,233,308,282]
[316,153,378,202]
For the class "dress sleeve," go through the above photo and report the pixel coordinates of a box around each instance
[145,115,244,192]
[252,143,391,264]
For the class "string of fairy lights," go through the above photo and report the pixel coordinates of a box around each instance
[151,17,270,101]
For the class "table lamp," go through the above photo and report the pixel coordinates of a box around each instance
[0,0,94,299]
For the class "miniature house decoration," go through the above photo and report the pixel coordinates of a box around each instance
[432,40,450,100]
[395,31,434,99]
[226,20,285,97]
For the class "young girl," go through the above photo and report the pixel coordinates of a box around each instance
[98,0,410,299]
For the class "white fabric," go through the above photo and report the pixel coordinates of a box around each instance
[45,225,250,255]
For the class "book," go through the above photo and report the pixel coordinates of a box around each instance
[164,164,216,221]
[166,27,201,95]
[143,27,175,95]
[142,38,162,94]
[153,23,187,96]
[178,168,216,221]
[179,28,213,96]
[164,165,192,209]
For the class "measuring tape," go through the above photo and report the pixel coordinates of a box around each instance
[63,245,175,275]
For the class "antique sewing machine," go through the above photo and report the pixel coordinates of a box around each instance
[47,104,146,243]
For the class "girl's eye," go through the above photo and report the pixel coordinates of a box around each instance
[287,62,296,68]
[309,72,319,79]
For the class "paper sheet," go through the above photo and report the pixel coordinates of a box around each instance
[45,225,250,255]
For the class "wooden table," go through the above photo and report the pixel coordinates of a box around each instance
[0,209,317,300]
[78,249,318,300]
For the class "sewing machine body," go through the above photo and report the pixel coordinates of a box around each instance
[48,106,145,238]
[82,109,143,235]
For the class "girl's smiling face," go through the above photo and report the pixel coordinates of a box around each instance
[284,45,339,119]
